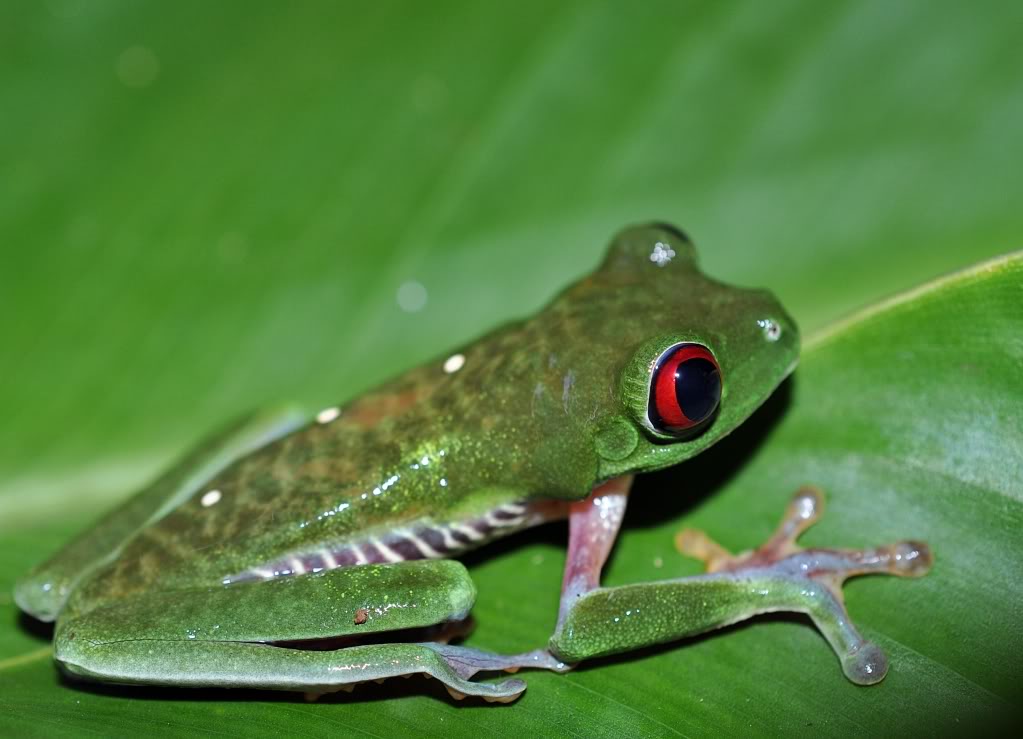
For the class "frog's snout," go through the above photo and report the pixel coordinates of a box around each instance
[752,292,799,362]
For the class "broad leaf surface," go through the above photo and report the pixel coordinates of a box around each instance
[1,1,1021,736]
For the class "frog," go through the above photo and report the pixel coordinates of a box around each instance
[14,223,932,703]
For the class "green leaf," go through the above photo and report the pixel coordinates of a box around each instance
[3,254,1019,737]
[2,1,1022,736]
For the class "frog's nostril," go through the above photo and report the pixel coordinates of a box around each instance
[757,318,782,342]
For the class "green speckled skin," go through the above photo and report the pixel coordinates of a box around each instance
[16,223,819,700]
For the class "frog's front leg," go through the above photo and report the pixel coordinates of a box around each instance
[55,560,562,703]
[549,481,933,684]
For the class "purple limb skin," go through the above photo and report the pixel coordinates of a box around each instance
[675,486,933,684]
[558,475,632,625]
[319,485,931,703]
[421,644,570,702]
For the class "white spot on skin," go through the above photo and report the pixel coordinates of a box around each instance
[200,489,222,507]
[316,406,341,424]
[116,46,160,88]
[397,280,428,312]
[650,242,676,266]
[562,370,575,413]
[443,353,465,373]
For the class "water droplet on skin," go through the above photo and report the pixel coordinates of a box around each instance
[649,242,676,266]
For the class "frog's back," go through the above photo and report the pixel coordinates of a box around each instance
[84,310,602,604]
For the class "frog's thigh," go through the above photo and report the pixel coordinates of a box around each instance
[57,560,476,661]
[16,406,308,622]
[53,560,533,700]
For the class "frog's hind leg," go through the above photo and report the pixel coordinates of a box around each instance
[549,485,932,685]
[15,407,308,622]
[53,559,565,703]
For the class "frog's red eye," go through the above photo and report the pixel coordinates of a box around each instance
[649,343,721,434]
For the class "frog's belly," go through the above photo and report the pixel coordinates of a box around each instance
[226,499,566,585]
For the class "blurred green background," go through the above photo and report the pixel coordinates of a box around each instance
[3,0,1022,506]
[1,0,1021,735]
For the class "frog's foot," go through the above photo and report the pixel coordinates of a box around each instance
[419,644,571,702]
[298,644,568,703]
[674,487,933,684]
[58,630,567,705]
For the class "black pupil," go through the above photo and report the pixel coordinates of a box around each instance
[675,357,721,423]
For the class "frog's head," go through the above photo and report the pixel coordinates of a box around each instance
[580,223,799,477]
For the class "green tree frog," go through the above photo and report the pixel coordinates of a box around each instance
[15,224,931,703]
